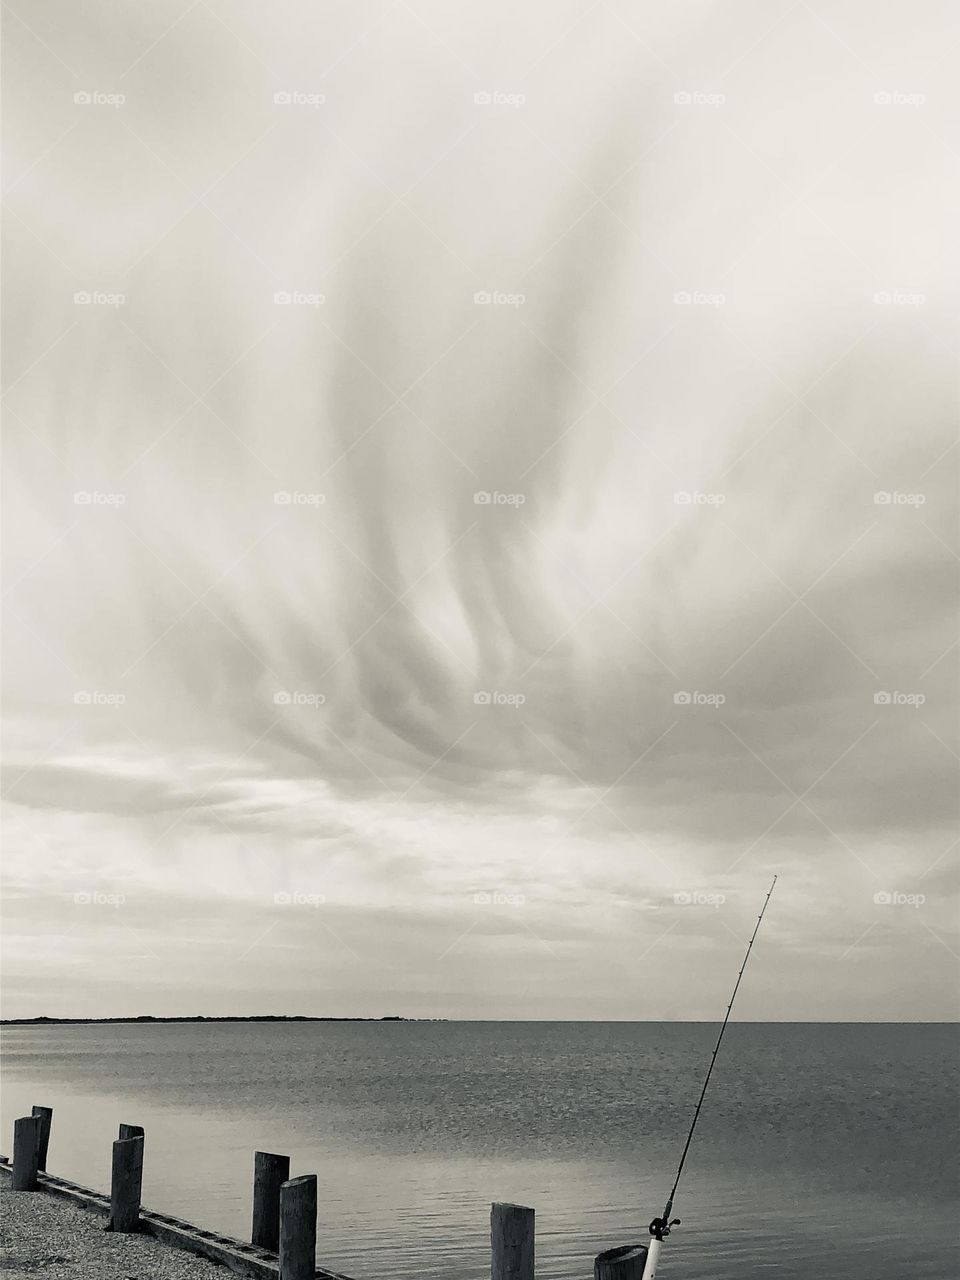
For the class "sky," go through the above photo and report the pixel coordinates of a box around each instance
[2,0,958,1021]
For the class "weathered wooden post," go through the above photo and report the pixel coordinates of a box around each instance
[593,1244,649,1279]
[278,1173,317,1280]
[31,1106,53,1172]
[252,1151,290,1251]
[491,1202,535,1280]
[108,1134,144,1232]
[118,1123,144,1141]
[11,1115,42,1190]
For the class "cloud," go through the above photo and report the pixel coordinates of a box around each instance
[3,0,957,1017]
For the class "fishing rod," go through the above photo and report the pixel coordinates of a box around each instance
[640,875,778,1280]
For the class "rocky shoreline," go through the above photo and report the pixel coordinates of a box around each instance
[0,1180,229,1280]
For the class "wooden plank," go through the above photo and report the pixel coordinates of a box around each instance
[279,1174,318,1280]
[31,1106,53,1172]
[108,1134,143,1232]
[253,1151,290,1251]
[12,1115,41,1190]
[491,1202,534,1280]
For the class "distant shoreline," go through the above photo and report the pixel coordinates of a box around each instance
[0,1014,426,1026]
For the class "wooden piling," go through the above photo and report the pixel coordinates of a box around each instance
[252,1150,290,1251]
[118,1124,144,1141]
[491,1202,535,1280]
[31,1106,53,1172]
[11,1115,42,1190]
[108,1134,144,1232]
[278,1173,317,1280]
[594,1244,649,1279]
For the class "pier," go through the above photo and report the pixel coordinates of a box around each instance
[4,1103,625,1279]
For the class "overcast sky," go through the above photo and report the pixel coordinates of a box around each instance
[3,0,958,1020]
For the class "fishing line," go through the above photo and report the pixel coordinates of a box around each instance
[653,874,778,1237]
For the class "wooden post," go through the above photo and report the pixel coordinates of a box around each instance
[11,1115,42,1190]
[594,1244,649,1279]
[491,1202,535,1280]
[279,1174,317,1280]
[108,1135,144,1232]
[31,1106,53,1172]
[252,1151,290,1251]
[118,1124,144,1140]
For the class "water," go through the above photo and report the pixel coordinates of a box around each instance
[1,1022,956,1279]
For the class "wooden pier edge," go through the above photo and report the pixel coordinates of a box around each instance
[0,1163,351,1280]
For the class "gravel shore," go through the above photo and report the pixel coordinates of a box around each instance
[0,1179,230,1279]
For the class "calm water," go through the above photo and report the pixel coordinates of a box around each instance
[1,1022,957,1279]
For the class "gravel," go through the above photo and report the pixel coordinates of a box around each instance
[0,1179,231,1279]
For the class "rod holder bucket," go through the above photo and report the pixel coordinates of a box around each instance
[594,1243,649,1279]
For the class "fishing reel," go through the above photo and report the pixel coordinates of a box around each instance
[648,1216,681,1241]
